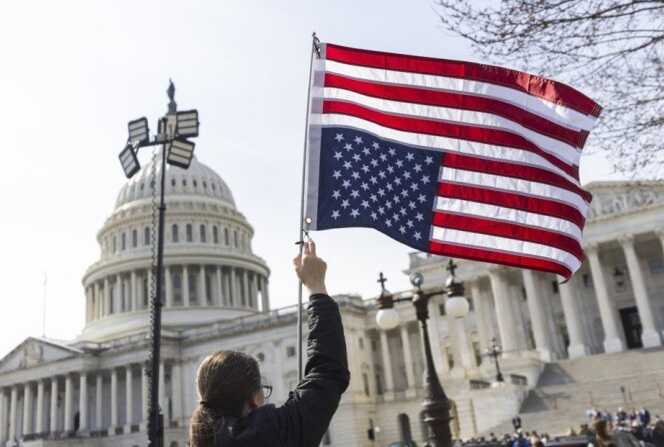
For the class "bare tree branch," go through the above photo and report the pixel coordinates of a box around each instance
[436,0,664,178]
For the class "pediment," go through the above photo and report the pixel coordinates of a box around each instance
[0,337,82,374]
[586,181,664,221]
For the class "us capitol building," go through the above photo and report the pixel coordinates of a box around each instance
[1,122,664,446]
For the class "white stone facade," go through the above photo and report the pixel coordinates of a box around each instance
[1,152,663,447]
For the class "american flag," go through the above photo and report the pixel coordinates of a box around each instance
[303,43,601,278]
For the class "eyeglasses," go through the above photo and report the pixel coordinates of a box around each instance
[260,376,273,400]
[262,384,273,400]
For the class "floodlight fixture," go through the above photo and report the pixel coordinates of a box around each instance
[119,144,141,179]
[128,117,150,146]
[167,138,195,169]
[175,109,199,138]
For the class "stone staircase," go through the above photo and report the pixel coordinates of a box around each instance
[482,347,664,437]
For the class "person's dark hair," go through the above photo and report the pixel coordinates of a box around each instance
[189,351,261,447]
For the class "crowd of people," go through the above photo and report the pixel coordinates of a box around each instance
[461,408,664,447]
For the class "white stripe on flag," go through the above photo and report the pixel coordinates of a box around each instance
[324,59,598,132]
[439,167,590,216]
[434,196,583,243]
[430,226,582,272]
[323,87,581,166]
[318,114,582,187]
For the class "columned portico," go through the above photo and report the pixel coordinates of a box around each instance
[586,244,626,353]
[620,235,663,347]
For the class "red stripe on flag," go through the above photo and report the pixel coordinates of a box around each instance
[432,212,584,260]
[326,43,602,118]
[322,100,580,178]
[438,182,586,229]
[428,240,572,278]
[442,152,592,203]
[324,72,588,149]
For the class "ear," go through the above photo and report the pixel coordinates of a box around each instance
[248,390,265,410]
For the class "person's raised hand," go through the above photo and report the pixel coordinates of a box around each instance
[293,240,327,296]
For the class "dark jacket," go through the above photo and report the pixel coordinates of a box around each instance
[213,294,350,446]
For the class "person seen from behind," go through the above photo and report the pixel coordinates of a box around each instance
[189,241,350,446]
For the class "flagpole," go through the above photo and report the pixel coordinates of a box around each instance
[296,32,320,382]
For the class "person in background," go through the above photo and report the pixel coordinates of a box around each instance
[647,420,664,447]
[188,241,350,447]
[639,408,651,427]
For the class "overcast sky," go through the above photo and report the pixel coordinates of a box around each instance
[0,0,620,358]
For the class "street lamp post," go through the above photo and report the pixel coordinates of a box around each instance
[117,81,199,447]
[375,260,469,447]
[485,337,504,384]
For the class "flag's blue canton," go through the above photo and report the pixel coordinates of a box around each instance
[316,128,442,251]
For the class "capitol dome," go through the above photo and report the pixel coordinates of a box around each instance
[114,155,236,210]
[80,151,270,343]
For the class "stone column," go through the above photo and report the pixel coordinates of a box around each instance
[131,271,138,311]
[141,364,149,429]
[158,363,166,412]
[559,278,591,358]
[470,281,490,353]
[85,288,91,322]
[242,270,250,307]
[488,270,519,354]
[124,366,133,433]
[260,277,270,312]
[110,369,118,431]
[165,266,173,308]
[229,268,237,306]
[64,374,73,432]
[198,265,207,305]
[620,235,662,347]
[400,325,416,396]
[0,389,6,443]
[252,273,260,310]
[262,277,270,311]
[587,244,626,353]
[183,266,190,307]
[36,380,45,434]
[23,382,32,436]
[49,378,58,433]
[95,373,103,430]
[453,314,476,372]
[8,386,17,441]
[522,270,555,361]
[379,330,395,399]
[104,277,111,315]
[216,266,224,306]
[79,373,88,432]
[171,362,184,421]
